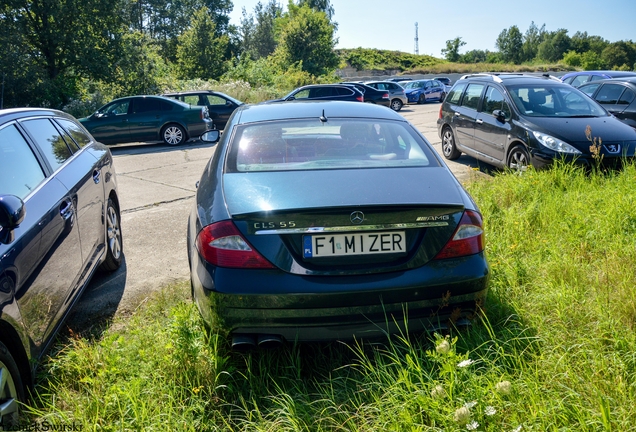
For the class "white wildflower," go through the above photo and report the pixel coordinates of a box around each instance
[484,405,496,416]
[431,385,446,399]
[495,380,512,395]
[453,406,471,425]
[464,401,477,409]
[511,426,522,432]
[436,339,451,354]
[457,359,474,368]
[466,420,480,430]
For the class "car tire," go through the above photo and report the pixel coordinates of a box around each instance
[390,99,403,111]
[162,124,186,146]
[418,94,426,104]
[100,198,123,272]
[507,145,530,173]
[0,341,24,429]
[441,127,461,160]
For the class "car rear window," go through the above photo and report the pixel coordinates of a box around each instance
[226,119,438,173]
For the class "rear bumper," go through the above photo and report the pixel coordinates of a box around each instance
[191,252,489,342]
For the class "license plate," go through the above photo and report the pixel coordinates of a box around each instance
[303,231,406,258]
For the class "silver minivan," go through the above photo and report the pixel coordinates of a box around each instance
[365,81,409,111]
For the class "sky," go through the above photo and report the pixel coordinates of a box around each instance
[228,0,636,58]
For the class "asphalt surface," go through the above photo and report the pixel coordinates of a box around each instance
[67,102,490,330]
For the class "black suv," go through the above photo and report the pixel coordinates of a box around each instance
[437,73,636,170]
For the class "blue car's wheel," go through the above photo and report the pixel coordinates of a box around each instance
[418,94,426,104]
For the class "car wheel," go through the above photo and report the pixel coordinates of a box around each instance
[507,145,530,173]
[441,127,461,160]
[418,94,426,104]
[390,99,403,111]
[162,124,186,146]
[100,198,123,272]
[0,341,24,429]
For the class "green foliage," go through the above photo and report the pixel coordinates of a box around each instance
[239,0,282,60]
[338,48,445,72]
[272,1,339,77]
[537,29,571,62]
[496,25,523,64]
[176,7,229,80]
[441,37,467,63]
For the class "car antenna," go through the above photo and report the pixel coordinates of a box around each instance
[320,109,328,123]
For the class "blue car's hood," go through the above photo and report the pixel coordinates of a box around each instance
[222,167,466,215]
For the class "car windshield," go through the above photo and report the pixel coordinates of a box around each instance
[507,84,608,118]
[226,119,438,173]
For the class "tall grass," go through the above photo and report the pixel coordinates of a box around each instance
[28,163,636,430]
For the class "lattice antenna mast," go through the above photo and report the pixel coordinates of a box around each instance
[414,22,419,55]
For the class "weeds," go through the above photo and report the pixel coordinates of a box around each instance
[26,163,636,430]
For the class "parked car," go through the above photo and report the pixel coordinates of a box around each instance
[364,81,408,111]
[402,79,447,104]
[162,90,244,130]
[560,70,636,88]
[266,84,364,103]
[79,95,213,146]
[340,82,391,108]
[434,77,452,87]
[187,100,489,349]
[578,77,636,129]
[387,77,412,82]
[437,73,636,170]
[0,108,122,426]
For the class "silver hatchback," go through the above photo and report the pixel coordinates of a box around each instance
[365,81,409,111]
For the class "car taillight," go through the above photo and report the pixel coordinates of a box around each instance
[439,105,443,119]
[201,107,209,120]
[356,95,364,102]
[382,92,389,99]
[434,210,485,260]
[196,220,275,269]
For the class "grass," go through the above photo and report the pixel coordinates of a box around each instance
[26,162,636,431]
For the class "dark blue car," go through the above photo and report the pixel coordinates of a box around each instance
[187,101,489,349]
[0,108,122,426]
[560,70,636,88]
[402,79,447,104]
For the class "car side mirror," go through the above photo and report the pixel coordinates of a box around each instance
[200,130,220,143]
[492,110,506,122]
[286,96,296,101]
[0,195,26,244]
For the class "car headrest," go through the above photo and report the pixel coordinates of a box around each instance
[340,123,371,140]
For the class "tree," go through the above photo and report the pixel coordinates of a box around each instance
[522,22,546,62]
[601,41,636,70]
[496,26,523,64]
[272,2,339,77]
[441,37,466,63]
[537,29,571,62]
[239,0,282,60]
[460,49,488,64]
[297,0,334,21]
[176,7,229,79]
[1,0,127,107]
[126,0,232,61]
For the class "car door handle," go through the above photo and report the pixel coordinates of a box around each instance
[60,199,75,226]
[476,119,483,124]
[454,112,461,117]
[93,169,101,184]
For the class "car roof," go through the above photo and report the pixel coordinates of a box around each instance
[561,70,636,78]
[235,100,405,124]
[581,76,636,86]
[458,73,563,86]
[0,107,76,123]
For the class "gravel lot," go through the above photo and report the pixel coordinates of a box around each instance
[67,102,490,330]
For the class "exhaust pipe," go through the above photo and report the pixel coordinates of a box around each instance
[257,334,284,349]
[231,334,256,351]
